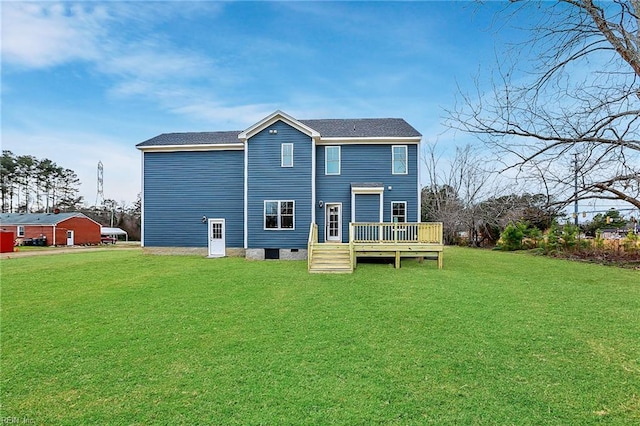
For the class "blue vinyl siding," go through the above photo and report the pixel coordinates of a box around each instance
[143,151,244,247]
[247,121,312,249]
[316,144,418,242]
[354,194,380,222]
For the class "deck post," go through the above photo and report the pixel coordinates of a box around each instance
[394,221,397,243]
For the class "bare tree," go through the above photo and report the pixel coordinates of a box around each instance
[474,193,562,245]
[421,142,508,244]
[449,0,640,210]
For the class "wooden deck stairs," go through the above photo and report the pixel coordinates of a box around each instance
[308,243,353,273]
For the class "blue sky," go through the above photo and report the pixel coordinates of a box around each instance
[2,1,512,205]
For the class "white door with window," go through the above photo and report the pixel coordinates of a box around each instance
[66,230,74,246]
[325,203,342,242]
[208,219,225,258]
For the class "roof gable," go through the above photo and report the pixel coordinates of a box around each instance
[238,110,320,141]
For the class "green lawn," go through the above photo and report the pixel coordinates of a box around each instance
[1,248,638,425]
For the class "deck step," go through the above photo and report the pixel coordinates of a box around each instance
[309,244,353,273]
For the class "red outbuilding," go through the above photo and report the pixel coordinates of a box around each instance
[0,212,101,246]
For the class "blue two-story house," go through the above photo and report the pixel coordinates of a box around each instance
[137,110,428,267]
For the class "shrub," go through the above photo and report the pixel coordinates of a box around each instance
[623,230,639,253]
[594,230,605,250]
[525,227,543,248]
[542,222,560,253]
[541,222,582,254]
[562,223,579,251]
[498,221,528,251]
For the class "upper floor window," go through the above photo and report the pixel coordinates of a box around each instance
[281,143,293,167]
[392,145,408,175]
[264,200,295,230]
[325,146,341,175]
[391,201,406,223]
[17,226,25,237]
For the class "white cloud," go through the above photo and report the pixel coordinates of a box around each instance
[169,102,278,129]
[2,1,236,123]
[99,44,215,82]
[1,1,224,70]
[1,2,105,68]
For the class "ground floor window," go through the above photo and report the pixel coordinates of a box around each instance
[264,200,295,230]
[17,226,25,237]
[391,201,406,223]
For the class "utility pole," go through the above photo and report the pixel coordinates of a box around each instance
[573,153,579,226]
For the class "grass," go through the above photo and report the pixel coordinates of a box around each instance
[12,241,139,253]
[1,247,638,425]
[12,245,60,252]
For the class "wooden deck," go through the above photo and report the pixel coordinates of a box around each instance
[308,222,444,273]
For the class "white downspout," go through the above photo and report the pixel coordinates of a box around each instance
[243,140,248,249]
[311,136,316,225]
[140,151,145,247]
[416,141,421,222]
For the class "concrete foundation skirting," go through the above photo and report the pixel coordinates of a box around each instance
[143,247,207,256]
[226,248,246,257]
[142,247,306,260]
[279,248,307,260]
[143,247,246,257]
[245,248,308,260]
[245,248,265,260]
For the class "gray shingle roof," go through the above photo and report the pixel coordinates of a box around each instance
[300,118,421,138]
[0,212,87,226]
[351,182,384,188]
[137,131,241,147]
[137,117,421,147]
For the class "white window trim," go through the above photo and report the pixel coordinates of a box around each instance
[264,200,295,231]
[281,143,294,168]
[325,146,341,175]
[17,225,25,237]
[392,145,408,175]
[391,201,407,223]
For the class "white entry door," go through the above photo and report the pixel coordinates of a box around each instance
[325,203,342,242]
[208,218,225,258]
[66,230,74,246]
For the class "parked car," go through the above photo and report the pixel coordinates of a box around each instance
[101,235,117,244]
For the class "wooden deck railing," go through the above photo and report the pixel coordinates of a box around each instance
[350,222,443,245]
[307,222,318,270]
